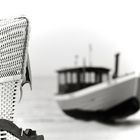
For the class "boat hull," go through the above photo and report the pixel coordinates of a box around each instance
[63,97,140,120]
[55,73,140,120]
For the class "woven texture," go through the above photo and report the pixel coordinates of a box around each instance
[0,18,28,78]
[0,17,29,140]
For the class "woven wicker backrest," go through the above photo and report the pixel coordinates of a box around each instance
[0,17,29,140]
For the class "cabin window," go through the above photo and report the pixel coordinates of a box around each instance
[80,72,85,83]
[90,72,95,83]
[85,72,95,83]
[95,73,102,83]
[72,73,77,83]
[85,72,89,83]
[67,72,71,84]
[59,73,65,85]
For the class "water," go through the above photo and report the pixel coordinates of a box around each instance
[15,76,140,140]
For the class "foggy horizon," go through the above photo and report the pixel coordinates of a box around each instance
[1,0,140,77]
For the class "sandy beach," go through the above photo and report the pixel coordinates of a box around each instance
[14,76,140,140]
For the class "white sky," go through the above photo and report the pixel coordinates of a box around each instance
[0,0,140,76]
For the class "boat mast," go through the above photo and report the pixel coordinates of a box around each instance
[82,57,86,83]
[89,44,92,66]
[83,57,86,67]
[74,54,79,67]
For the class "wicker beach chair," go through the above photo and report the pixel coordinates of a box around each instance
[0,17,43,140]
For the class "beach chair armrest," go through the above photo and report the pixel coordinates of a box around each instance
[0,119,44,140]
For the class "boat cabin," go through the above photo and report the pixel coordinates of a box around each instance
[57,67,110,94]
